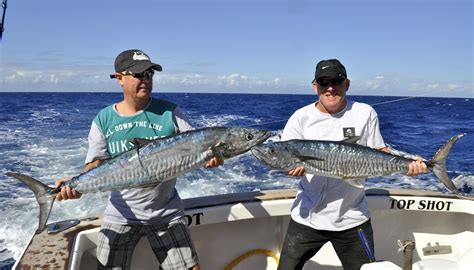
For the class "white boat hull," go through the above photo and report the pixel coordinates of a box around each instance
[14,188,474,270]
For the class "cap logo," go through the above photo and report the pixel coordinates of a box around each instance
[322,65,330,69]
[132,51,150,61]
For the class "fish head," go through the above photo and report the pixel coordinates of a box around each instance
[216,127,271,158]
[251,142,299,170]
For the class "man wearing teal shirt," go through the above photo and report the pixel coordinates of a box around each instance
[56,49,222,270]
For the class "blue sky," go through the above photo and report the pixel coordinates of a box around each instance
[0,0,472,97]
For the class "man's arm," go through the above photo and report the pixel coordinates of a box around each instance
[56,118,111,201]
[55,159,104,201]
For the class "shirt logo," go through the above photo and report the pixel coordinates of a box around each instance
[133,51,150,61]
[343,127,356,138]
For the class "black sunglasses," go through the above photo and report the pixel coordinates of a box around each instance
[315,77,345,87]
[110,70,155,79]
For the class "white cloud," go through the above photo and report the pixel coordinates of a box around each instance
[349,74,473,98]
[426,83,439,89]
[158,72,283,90]
[5,72,23,82]
[157,73,211,86]
[447,84,462,91]
[364,75,399,91]
[1,65,289,92]
[217,73,249,87]
[1,64,471,97]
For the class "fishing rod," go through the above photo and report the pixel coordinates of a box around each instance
[0,0,7,41]
[370,93,431,106]
[247,93,431,129]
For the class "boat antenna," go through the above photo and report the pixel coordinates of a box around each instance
[0,0,7,41]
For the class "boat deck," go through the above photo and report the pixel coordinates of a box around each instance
[14,188,473,269]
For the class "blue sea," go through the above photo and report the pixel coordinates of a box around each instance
[0,92,472,269]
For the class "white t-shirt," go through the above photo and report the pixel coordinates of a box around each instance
[281,100,385,231]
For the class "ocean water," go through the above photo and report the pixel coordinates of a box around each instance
[0,92,472,269]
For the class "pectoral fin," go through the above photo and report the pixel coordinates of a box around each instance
[346,179,364,188]
[210,142,227,157]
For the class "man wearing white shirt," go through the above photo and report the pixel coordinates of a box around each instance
[277,59,427,270]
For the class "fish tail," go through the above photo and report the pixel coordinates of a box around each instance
[5,172,56,234]
[430,134,465,194]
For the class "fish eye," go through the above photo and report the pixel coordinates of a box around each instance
[246,133,254,140]
[270,148,275,154]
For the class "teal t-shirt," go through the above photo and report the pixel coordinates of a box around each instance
[94,99,177,157]
[89,98,189,225]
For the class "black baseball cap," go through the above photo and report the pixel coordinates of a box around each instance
[313,59,347,83]
[110,49,162,78]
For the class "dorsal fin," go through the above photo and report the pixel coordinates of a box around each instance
[129,138,154,149]
[343,136,361,144]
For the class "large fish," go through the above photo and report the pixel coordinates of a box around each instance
[251,134,464,193]
[7,126,271,233]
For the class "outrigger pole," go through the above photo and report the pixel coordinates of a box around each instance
[0,0,7,41]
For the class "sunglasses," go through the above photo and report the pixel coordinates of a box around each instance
[315,77,345,87]
[110,70,155,79]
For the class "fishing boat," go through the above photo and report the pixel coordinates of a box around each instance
[12,187,473,270]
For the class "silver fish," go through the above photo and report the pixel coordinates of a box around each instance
[251,134,464,193]
[7,126,271,233]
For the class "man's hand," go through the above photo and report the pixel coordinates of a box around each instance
[288,166,305,177]
[205,157,224,168]
[406,156,428,176]
[381,147,428,177]
[55,179,82,201]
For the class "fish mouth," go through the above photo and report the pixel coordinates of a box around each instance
[221,130,272,158]
[257,131,272,144]
[250,130,272,154]
[250,146,276,169]
[250,146,266,159]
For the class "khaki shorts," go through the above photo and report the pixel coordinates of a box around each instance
[96,217,198,270]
